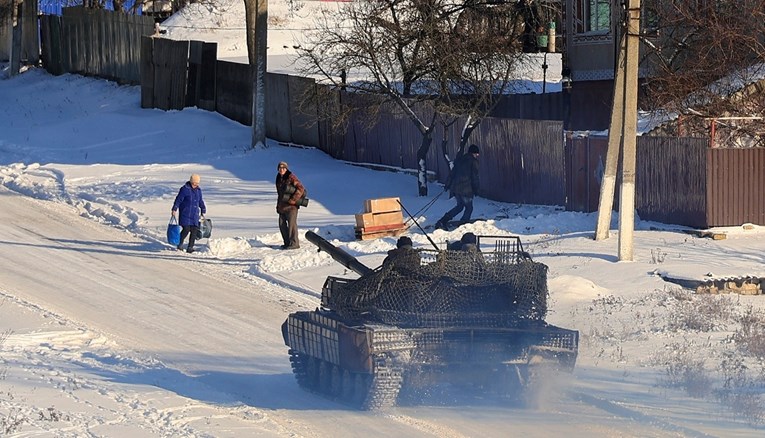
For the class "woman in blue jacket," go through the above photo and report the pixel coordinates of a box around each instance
[172,174,206,253]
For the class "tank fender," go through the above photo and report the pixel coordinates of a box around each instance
[338,324,373,373]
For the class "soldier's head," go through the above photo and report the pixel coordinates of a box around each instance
[396,236,413,249]
[461,232,477,245]
[468,144,480,156]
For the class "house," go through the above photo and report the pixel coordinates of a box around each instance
[642,69,765,148]
[143,0,173,20]
[560,0,625,130]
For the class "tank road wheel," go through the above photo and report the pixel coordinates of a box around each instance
[352,373,371,406]
[318,360,332,395]
[329,364,343,397]
[305,356,321,391]
[341,369,355,402]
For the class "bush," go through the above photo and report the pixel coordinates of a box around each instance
[665,289,736,332]
[734,306,765,358]
[652,341,712,398]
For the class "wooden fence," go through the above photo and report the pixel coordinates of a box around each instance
[324,93,566,205]
[0,0,39,65]
[32,9,765,228]
[139,37,217,110]
[40,7,154,83]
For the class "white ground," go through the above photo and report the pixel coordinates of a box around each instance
[1,1,764,436]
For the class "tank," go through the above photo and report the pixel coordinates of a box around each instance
[281,231,579,409]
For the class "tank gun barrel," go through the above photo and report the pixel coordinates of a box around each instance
[305,231,374,277]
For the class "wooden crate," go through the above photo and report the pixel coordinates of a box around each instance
[355,197,407,240]
[363,197,401,213]
[355,225,408,241]
[355,211,404,228]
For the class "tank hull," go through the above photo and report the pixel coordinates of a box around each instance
[284,234,579,409]
[282,309,578,409]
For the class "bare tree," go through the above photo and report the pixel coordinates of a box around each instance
[641,0,765,146]
[297,0,527,195]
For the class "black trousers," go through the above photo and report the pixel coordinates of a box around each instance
[179,225,198,249]
[439,195,474,224]
[278,208,300,248]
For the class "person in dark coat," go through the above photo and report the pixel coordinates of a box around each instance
[435,144,480,230]
[275,161,305,249]
[172,173,206,253]
[383,236,421,271]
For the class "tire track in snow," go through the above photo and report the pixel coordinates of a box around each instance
[570,391,718,438]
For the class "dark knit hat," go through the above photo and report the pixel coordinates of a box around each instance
[461,232,477,244]
[396,236,413,248]
[468,144,480,154]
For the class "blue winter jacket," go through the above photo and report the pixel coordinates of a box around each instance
[172,182,206,226]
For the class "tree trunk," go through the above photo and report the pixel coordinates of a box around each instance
[244,0,267,149]
[415,128,433,196]
[10,0,21,76]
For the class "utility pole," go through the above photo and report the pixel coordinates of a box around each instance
[594,0,641,261]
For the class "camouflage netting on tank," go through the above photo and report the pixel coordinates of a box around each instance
[324,250,548,327]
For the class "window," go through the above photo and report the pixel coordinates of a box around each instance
[574,0,611,34]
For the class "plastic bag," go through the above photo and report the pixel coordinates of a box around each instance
[195,218,213,240]
[167,216,181,246]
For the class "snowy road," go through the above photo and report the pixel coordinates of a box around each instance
[1,185,734,437]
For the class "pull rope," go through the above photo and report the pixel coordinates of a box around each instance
[405,188,446,226]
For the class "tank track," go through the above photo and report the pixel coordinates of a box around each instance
[288,349,404,410]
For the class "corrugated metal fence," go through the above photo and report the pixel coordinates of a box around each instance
[566,135,765,228]
[707,148,765,226]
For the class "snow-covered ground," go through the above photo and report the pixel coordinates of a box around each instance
[1,1,765,435]
[2,62,765,437]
